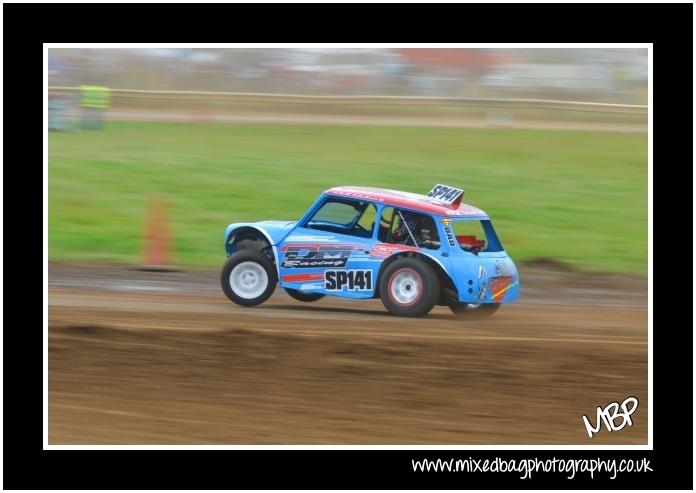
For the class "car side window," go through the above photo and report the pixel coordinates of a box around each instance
[304,198,376,238]
[378,207,440,250]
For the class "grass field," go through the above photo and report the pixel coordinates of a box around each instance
[48,122,648,274]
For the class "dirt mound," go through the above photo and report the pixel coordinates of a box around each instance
[48,276,648,444]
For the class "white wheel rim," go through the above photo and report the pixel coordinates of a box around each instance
[466,303,482,310]
[389,269,422,305]
[229,261,268,299]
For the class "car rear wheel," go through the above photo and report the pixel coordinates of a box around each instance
[448,302,500,318]
[285,288,325,302]
[221,250,276,307]
[379,257,440,317]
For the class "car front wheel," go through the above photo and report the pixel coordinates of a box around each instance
[221,250,277,307]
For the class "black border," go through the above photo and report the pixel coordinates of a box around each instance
[4,2,693,489]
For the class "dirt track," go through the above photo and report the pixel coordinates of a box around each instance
[48,262,648,445]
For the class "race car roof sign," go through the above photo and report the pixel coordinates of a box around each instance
[426,184,465,207]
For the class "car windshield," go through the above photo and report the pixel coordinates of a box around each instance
[308,200,361,226]
[304,198,376,238]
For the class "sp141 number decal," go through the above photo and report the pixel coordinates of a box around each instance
[324,269,373,291]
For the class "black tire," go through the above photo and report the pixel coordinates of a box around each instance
[285,288,325,302]
[235,238,274,262]
[379,257,440,317]
[236,239,266,252]
[448,302,500,318]
[221,250,277,307]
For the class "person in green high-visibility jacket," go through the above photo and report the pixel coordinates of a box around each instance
[79,84,111,130]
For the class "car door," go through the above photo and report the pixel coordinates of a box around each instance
[278,197,378,298]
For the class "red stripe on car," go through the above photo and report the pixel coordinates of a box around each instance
[282,273,325,282]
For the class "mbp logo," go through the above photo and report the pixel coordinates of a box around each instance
[582,396,639,438]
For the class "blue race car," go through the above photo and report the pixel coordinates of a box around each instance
[221,185,519,317]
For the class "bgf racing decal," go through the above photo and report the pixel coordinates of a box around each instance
[281,244,358,268]
[324,269,373,291]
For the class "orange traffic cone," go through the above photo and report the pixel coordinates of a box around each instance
[140,195,176,271]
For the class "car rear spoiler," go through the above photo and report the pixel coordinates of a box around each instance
[426,184,464,207]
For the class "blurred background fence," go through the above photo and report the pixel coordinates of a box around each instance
[48,87,648,128]
[48,48,648,129]
[49,48,648,101]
